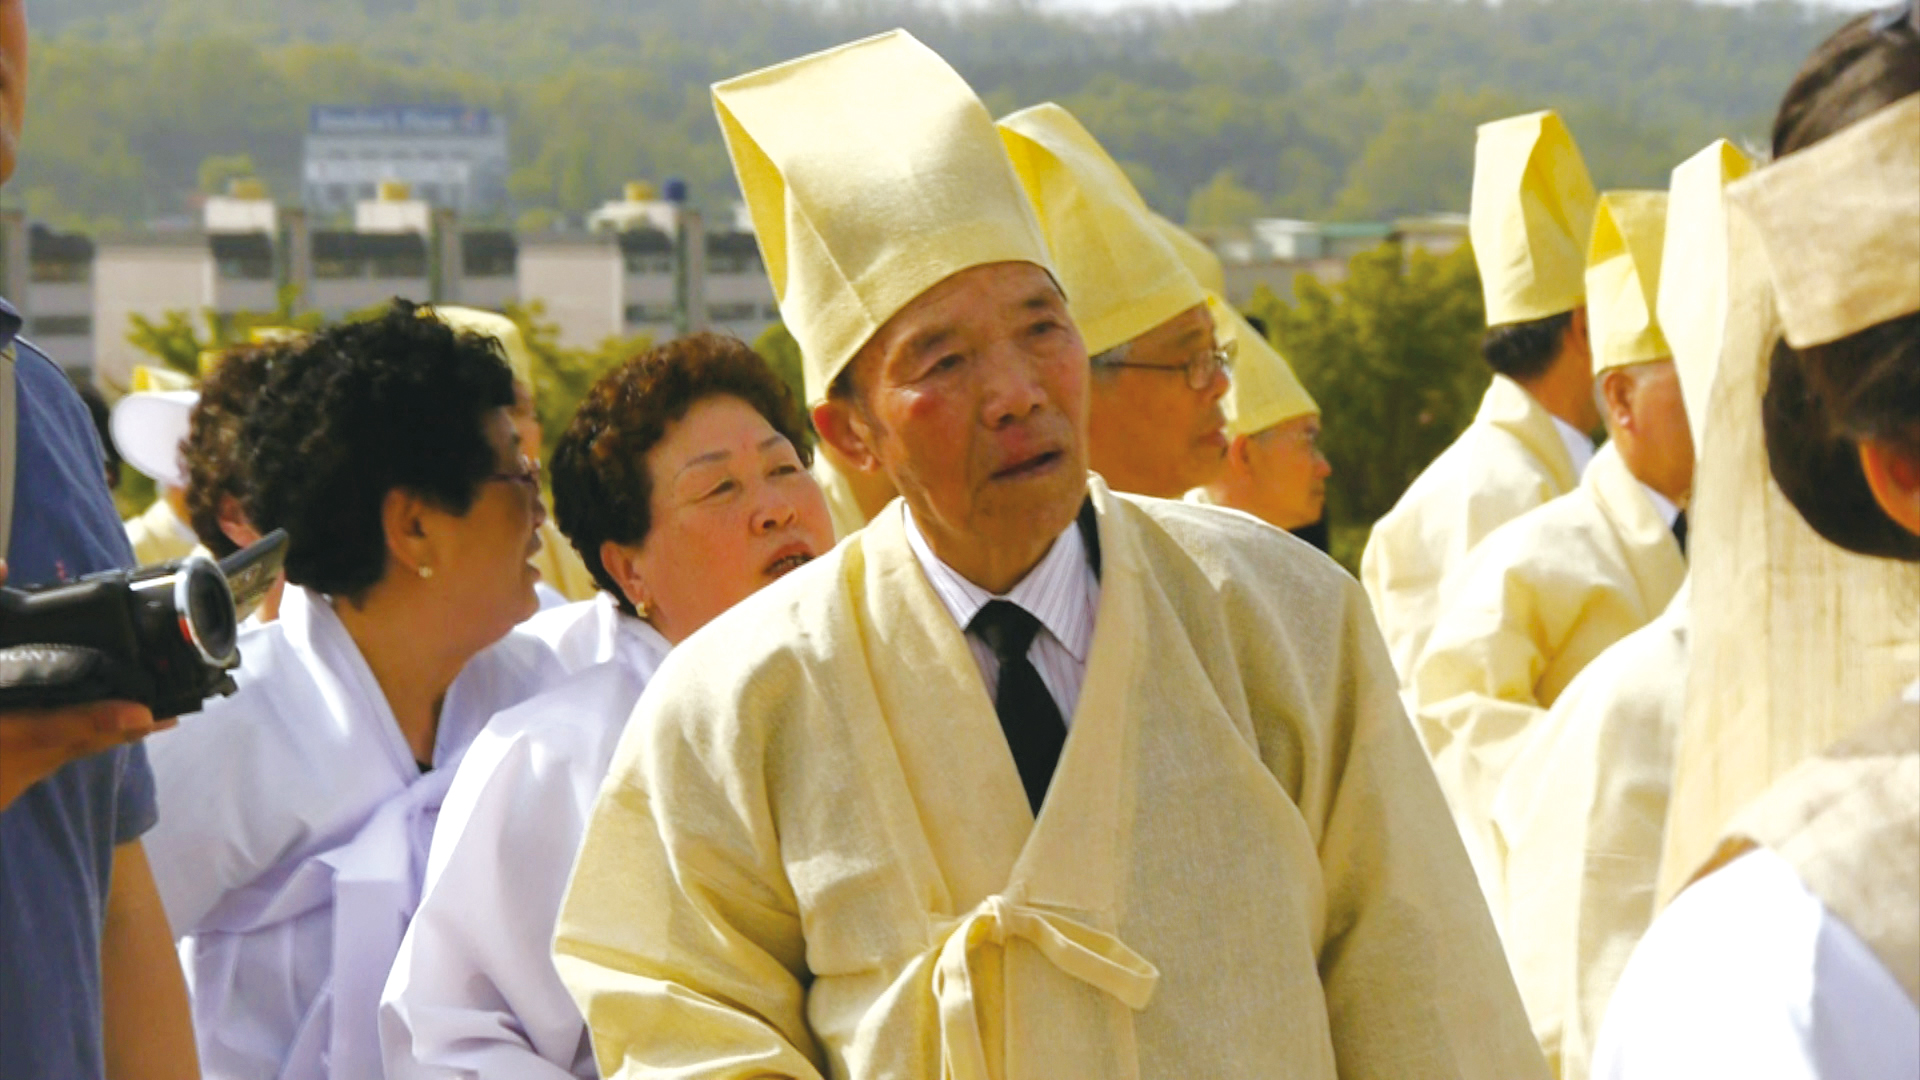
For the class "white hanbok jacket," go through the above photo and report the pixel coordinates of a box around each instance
[380,604,671,1079]
[143,585,563,1080]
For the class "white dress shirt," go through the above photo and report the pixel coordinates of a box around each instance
[1553,415,1597,480]
[903,504,1099,725]
[1593,845,1920,1080]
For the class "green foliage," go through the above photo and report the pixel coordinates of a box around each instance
[1249,241,1489,536]
[499,300,650,463]
[121,284,325,386]
[1185,168,1269,228]
[750,321,808,425]
[10,0,1847,229]
[198,152,261,195]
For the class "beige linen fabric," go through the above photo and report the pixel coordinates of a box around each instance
[1659,172,1920,902]
[531,514,598,603]
[125,495,199,566]
[1469,111,1599,327]
[1410,443,1686,920]
[1693,696,1920,1005]
[554,478,1546,1080]
[809,453,872,541]
[1361,375,1581,686]
[1494,586,1691,1079]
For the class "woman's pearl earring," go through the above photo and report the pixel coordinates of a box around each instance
[418,565,434,580]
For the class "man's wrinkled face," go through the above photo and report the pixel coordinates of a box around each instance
[1087,303,1230,498]
[1245,413,1331,531]
[828,261,1090,569]
[0,0,26,185]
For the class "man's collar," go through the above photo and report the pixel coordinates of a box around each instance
[902,501,1100,663]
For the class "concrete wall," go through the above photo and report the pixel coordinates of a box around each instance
[91,240,215,390]
[519,235,622,348]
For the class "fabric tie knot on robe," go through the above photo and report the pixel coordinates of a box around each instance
[969,599,1068,812]
[931,894,1160,1080]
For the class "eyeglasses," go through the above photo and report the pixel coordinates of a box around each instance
[1100,337,1236,391]
[488,454,542,495]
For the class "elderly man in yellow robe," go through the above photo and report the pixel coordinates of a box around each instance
[1490,139,1752,1080]
[426,304,598,604]
[1363,111,1602,685]
[1410,190,1692,921]
[552,30,1545,1080]
[996,103,1232,499]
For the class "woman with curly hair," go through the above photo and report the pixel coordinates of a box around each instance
[140,301,566,1079]
[381,333,834,1079]
[179,341,288,621]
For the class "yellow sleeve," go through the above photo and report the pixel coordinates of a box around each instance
[1289,575,1550,1079]
[552,677,827,1080]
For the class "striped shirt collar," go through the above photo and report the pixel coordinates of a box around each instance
[901,504,1098,663]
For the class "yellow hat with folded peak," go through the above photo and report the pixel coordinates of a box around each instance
[1658,140,1753,442]
[1586,190,1671,374]
[714,30,1053,406]
[1153,214,1227,297]
[1470,110,1599,327]
[423,305,537,396]
[1212,296,1316,438]
[998,103,1208,357]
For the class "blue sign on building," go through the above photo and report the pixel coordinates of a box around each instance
[309,105,498,137]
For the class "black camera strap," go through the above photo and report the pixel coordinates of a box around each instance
[1,342,17,564]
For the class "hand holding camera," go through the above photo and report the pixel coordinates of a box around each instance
[0,532,288,809]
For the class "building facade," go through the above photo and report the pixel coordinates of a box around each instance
[302,105,509,218]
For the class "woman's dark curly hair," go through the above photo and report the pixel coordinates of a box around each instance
[241,300,518,600]
[183,343,284,557]
[1760,7,1920,560]
[550,333,813,613]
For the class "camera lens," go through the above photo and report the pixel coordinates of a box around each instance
[176,557,238,667]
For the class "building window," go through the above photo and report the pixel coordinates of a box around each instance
[624,303,677,325]
[623,253,673,276]
[29,314,91,337]
[707,254,759,275]
[710,302,759,321]
[28,259,90,284]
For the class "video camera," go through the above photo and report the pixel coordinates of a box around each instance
[0,531,289,720]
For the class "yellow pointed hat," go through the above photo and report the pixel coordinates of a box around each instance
[1212,297,1316,437]
[1153,214,1227,297]
[1658,140,1754,442]
[1470,111,1599,327]
[424,305,537,397]
[1586,190,1671,374]
[714,30,1052,406]
[997,103,1208,356]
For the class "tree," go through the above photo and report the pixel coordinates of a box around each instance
[751,321,809,428]
[499,301,650,463]
[122,284,325,386]
[1247,241,1487,567]
[198,153,261,196]
[1184,167,1269,228]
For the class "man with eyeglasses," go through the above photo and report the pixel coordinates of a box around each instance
[1194,302,1333,533]
[998,104,1236,499]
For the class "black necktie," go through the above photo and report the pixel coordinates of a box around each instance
[969,600,1066,814]
[1672,510,1688,557]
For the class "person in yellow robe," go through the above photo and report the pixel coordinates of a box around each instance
[1490,138,1752,1079]
[553,30,1546,1080]
[810,440,896,538]
[1362,111,1602,686]
[1596,35,1920,1072]
[997,103,1230,500]
[426,305,598,605]
[111,365,200,565]
[1410,190,1693,920]
[1194,299,1329,531]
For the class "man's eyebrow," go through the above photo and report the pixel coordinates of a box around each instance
[904,325,958,358]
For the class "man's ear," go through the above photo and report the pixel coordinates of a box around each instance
[1599,367,1635,432]
[215,494,261,550]
[1860,439,1920,538]
[599,540,652,614]
[1229,433,1254,469]
[813,399,881,474]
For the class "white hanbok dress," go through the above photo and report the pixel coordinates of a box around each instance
[380,604,671,1079]
[142,585,563,1080]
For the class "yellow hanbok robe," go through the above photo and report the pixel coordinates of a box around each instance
[125,494,198,566]
[810,453,871,541]
[532,514,598,604]
[1411,443,1685,919]
[1362,375,1581,685]
[554,478,1546,1080]
[1493,585,1690,1079]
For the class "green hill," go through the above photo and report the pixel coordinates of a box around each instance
[11,0,1853,231]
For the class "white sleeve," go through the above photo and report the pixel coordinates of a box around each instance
[380,691,623,1080]
[1593,847,1920,1080]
